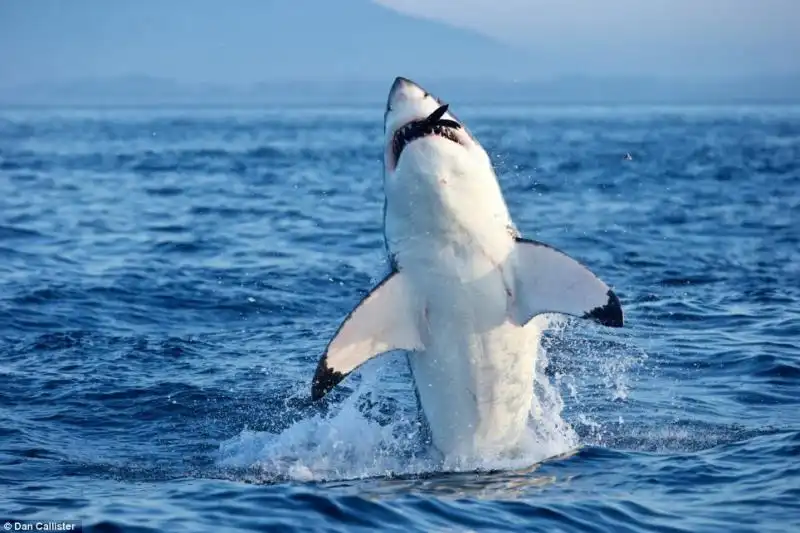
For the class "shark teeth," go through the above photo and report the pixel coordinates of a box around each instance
[392,113,464,165]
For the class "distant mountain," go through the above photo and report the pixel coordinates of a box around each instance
[0,0,532,86]
[1,1,798,105]
[2,74,800,107]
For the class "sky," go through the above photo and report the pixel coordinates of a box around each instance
[382,0,800,77]
[0,0,798,89]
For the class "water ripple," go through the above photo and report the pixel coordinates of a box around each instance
[1,105,798,532]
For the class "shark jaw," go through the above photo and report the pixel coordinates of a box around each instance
[390,104,465,170]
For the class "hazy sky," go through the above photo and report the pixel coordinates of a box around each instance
[382,0,800,77]
[1,0,798,87]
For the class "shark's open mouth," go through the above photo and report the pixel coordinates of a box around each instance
[392,104,464,165]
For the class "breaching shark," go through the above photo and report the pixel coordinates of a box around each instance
[310,77,623,463]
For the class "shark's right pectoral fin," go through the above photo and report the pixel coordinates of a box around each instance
[511,237,624,328]
[311,270,423,401]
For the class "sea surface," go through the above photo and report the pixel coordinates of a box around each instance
[1,104,799,532]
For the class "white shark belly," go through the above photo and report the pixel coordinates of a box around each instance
[398,236,536,460]
[409,316,537,460]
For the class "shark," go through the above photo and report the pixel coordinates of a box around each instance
[310,77,623,462]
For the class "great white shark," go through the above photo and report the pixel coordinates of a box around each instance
[310,77,624,462]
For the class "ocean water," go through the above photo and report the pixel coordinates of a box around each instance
[1,104,799,532]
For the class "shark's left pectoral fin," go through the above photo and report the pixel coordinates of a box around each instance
[311,270,423,401]
[511,238,623,328]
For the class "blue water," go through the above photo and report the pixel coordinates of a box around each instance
[1,105,799,532]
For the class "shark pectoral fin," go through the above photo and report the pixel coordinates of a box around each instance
[510,237,624,328]
[311,270,422,401]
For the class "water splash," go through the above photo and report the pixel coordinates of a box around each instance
[217,317,630,481]
[217,356,436,482]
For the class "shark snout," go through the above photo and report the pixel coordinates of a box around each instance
[390,76,416,95]
[386,76,427,113]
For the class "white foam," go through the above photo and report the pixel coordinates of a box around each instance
[218,316,588,482]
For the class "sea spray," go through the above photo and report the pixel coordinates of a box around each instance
[218,316,587,481]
